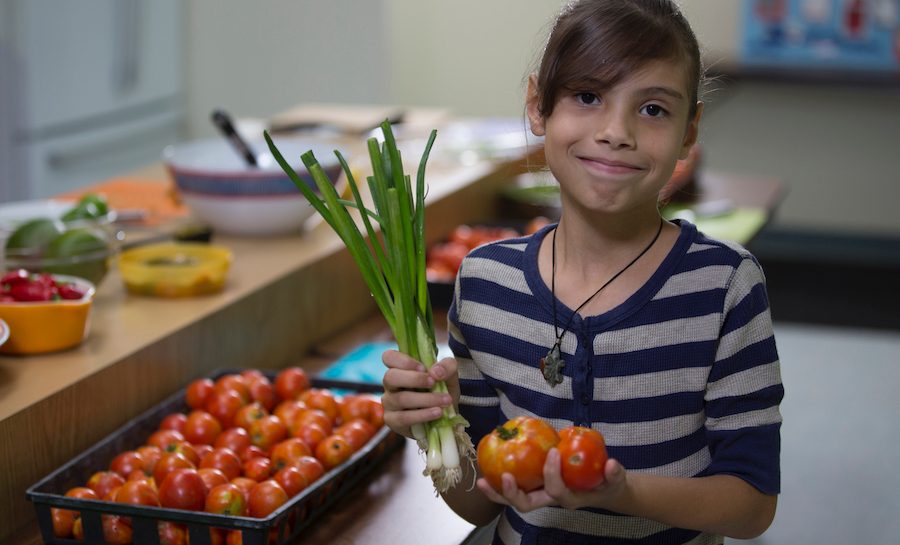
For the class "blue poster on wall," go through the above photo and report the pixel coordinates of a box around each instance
[741,0,900,72]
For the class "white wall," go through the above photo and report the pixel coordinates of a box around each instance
[184,1,900,237]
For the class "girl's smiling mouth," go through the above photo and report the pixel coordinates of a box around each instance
[578,155,644,176]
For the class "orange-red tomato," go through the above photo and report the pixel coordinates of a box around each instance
[113,479,160,506]
[102,515,133,545]
[234,402,269,431]
[290,421,328,452]
[315,434,354,470]
[183,410,223,445]
[147,429,186,451]
[297,389,339,423]
[238,445,268,463]
[274,367,310,401]
[205,390,246,430]
[164,440,200,466]
[242,456,274,482]
[186,378,215,410]
[273,399,306,427]
[157,521,188,545]
[214,374,251,403]
[289,408,332,435]
[476,416,560,492]
[337,394,382,427]
[136,445,163,475]
[86,471,126,499]
[334,420,376,452]
[52,487,97,538]
[557,426,608,491]
[158,468,206,511]
[109,450,146,478]
[197,467,229,495]
[159,412,188,433]
[205,482,248,516]
[247,480,288,518]
[199,448,243,481]
[269,437,312,471]
[247,377,277,410]
[230,477,257,500]
[153,452,195,485]
[292,455,325,486]
[273,465,308,497]
[215,427,253,454]
[248,415,287,451]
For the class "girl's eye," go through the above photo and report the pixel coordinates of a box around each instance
[641,104,667,117]
[576,92,600,105]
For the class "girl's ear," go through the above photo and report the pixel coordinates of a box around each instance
[679,101,704,159]
[526,74,546,137]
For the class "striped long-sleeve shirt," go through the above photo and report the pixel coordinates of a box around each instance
[448,220,783,545]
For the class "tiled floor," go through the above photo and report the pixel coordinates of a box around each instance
[728,322,900,544]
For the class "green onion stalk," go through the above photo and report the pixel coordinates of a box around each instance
[264,122,475,493]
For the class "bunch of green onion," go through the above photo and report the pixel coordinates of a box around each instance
[264,122,475,493]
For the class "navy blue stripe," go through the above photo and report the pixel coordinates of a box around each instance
[608,428,708,471]
[704,423,782,494]
[503,507,704,544]
[709,338,778,381]
[720,282,769,336]
[634,290,726,324]
[458,404,500,447]
[706,383,784,420]
[594,391,706,424]
[598,341,718,377]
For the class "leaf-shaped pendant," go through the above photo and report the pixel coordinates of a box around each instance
[540,344,565,387]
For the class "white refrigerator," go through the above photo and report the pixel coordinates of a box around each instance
[0,0,183,202]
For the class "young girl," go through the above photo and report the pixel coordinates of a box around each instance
[382,1,783,543]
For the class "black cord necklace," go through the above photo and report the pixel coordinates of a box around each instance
[540,217,665,386]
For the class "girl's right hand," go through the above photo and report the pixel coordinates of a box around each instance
[380,349,457,439]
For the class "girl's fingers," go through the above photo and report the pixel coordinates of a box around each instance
[382,349,425,371]
[382,367,434,392]
[383,406,445,436]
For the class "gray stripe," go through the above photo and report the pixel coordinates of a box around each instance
[496,514,521,545]
[601,412,704,447]
[654,265,733,299]
[519,506,671,539]
[461,301,571,353]
[472,350,573,399]
[594,314,721,355]
[706,405,783,431]
[637,446,712,478]
[595,367,710,401]
[462,256,532,295]
[717,309,774,360]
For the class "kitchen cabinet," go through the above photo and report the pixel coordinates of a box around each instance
[0,0,183,201]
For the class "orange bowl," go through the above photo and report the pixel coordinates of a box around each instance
[0,274,95,355]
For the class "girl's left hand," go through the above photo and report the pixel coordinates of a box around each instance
[475,448,628,512]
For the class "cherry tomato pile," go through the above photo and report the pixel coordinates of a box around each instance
[426,217,552,283]
[476,416,608,493]
[51,368,385,544]
[0,269,87,302]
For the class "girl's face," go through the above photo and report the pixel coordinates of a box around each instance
[527,59,702,219]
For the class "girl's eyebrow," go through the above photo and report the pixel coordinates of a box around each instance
[636,86,685,100]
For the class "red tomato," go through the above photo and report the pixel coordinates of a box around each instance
[158,521,188,545]
[247,480,288,518]
[51,507,76,538]
[86,471,126,499]
[290,421,328,452]
[334,420,376,451]
[158,468,206,511]
[476,416,560,492]
[273,465,308,497]
[205,483,248,516]
[147,429,186,451]
[214,374,251,403]
[183,410,223,445]
[315,434,354,470]
[238,445,268,463]
[136,445,163,475]
[113,479,160,506]
[197,467,229,495]
[205,390,246,430]
[297,389,339,423]
[159,412,188,433]
[153,452,195,485]
[102,515,133,545]
[249,415,287,451]
[337,394,382,427]
[230,477,257,500]
[289,408,332,435]
[239,369,266,382]
[557,426,608,491]
[242,456,274,482]
[234,402,269,431]
[269,437,312,471]
[214,427,253,454]
[185,378,215,410]
[292,455,325,486]
[110,450,146,478]
[247,377,277,410]
[274,367,310,401]
[199,448,243,481]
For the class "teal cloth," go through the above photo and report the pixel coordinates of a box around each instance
[318,341,453,384]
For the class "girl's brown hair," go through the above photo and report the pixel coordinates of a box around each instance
[536,0,704,119]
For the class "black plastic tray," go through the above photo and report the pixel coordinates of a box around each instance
[26,370,403,545]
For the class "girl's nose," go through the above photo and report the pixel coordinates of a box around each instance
[594,110,636,150]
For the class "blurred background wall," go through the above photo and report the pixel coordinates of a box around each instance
[182,0,900,243]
